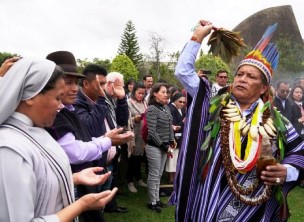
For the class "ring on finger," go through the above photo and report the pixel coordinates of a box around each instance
[275,177,281,184]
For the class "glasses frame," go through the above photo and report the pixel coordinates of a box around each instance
[218,76,228,79]
[280,89,290,94]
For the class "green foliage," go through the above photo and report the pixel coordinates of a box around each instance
[0,52,16,66]
[110,54,139,81]
[158,63,182,88]
[118,20,143,68]
[143,49,182,87]
[77,58,111,73]
[195,54,232,83]
[275,33,304,74]
[148,32,165,80]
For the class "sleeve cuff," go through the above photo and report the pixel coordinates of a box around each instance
[284,164,300,182]
[40,214,60,222]
[117,97,127,104]
[92,136,112,151]
[182,41,201,54]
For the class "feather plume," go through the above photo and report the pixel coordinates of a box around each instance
[253,23,278,52]
[237,23,280,83]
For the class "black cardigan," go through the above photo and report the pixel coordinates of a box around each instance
[168,103,186,147]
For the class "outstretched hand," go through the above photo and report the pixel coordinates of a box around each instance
[73,167,111,186]
[105,128,134,145]
[56,187,118,222]
[79,187,118,211]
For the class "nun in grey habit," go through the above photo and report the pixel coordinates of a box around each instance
[0,58,116,222]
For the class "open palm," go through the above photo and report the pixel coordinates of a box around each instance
[74,167,111,186]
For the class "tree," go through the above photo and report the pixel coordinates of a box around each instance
[110,54,139,81]
[168,51,180,64]
[275,33,304,75]
[159,51,182,87]
[77,58,90,72]
[195,54,231,83]
[117,20,143,68]
[77,58,111,73]
[92,58,111,71]
[148,32,165,80]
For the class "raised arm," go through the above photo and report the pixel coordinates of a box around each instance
[175,20,213,98]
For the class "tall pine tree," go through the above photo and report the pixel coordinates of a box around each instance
[117,20,143,68]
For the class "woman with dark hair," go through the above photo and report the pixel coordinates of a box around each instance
[166,92,186,184]
[127,83,147,193]
[168,86,180,103]
[145,83,174,213]
[289,85,304,140]
[125,78,135,99]
[0,58,117,222]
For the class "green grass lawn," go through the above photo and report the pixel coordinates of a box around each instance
[288,186,304,222]
[104,184,175,222]
[104,183,304,222]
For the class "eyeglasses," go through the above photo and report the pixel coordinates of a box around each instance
[178,101,186,104]
[280,89,290,94]
[218,76,228,79]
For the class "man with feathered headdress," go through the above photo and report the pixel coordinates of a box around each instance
[170,20,304,222]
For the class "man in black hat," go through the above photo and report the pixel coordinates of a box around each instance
[46,51,133,221]
[74,65,130,213]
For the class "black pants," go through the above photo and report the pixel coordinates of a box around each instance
[77,185,105,222]
[117,144,129,187]
[127,155,143,183]
[105,145,127,211]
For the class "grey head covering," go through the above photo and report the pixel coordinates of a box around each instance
[0,58,56,125]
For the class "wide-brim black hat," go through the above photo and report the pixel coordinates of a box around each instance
[46,51,85,78]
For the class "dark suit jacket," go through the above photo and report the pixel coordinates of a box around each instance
[168,103,186,147]
[274,96,304,140]
[273,96,293,121]
[289,100,304,139]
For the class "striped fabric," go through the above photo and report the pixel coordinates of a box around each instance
[2,123,77,222]
[171,79,304,222]
[146,104,174,146]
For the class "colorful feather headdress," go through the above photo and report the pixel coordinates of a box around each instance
[237,23,279,84]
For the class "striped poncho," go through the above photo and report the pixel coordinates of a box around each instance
[170,41,304,222]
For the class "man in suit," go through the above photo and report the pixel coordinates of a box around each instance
[274,80,293,121]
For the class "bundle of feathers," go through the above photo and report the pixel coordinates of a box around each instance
[207,27,246,63]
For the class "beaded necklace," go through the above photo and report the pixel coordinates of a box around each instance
[201,93,288,205]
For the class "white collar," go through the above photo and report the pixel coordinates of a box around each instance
[11,112,34,126]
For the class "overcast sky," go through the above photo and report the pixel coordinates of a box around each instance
[1,0,303,61]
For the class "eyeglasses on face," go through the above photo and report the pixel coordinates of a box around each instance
[280,89,290,94]
[178,101,185,104]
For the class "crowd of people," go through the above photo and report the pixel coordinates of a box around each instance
[1,18,304,222]
[0,50,186,221]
